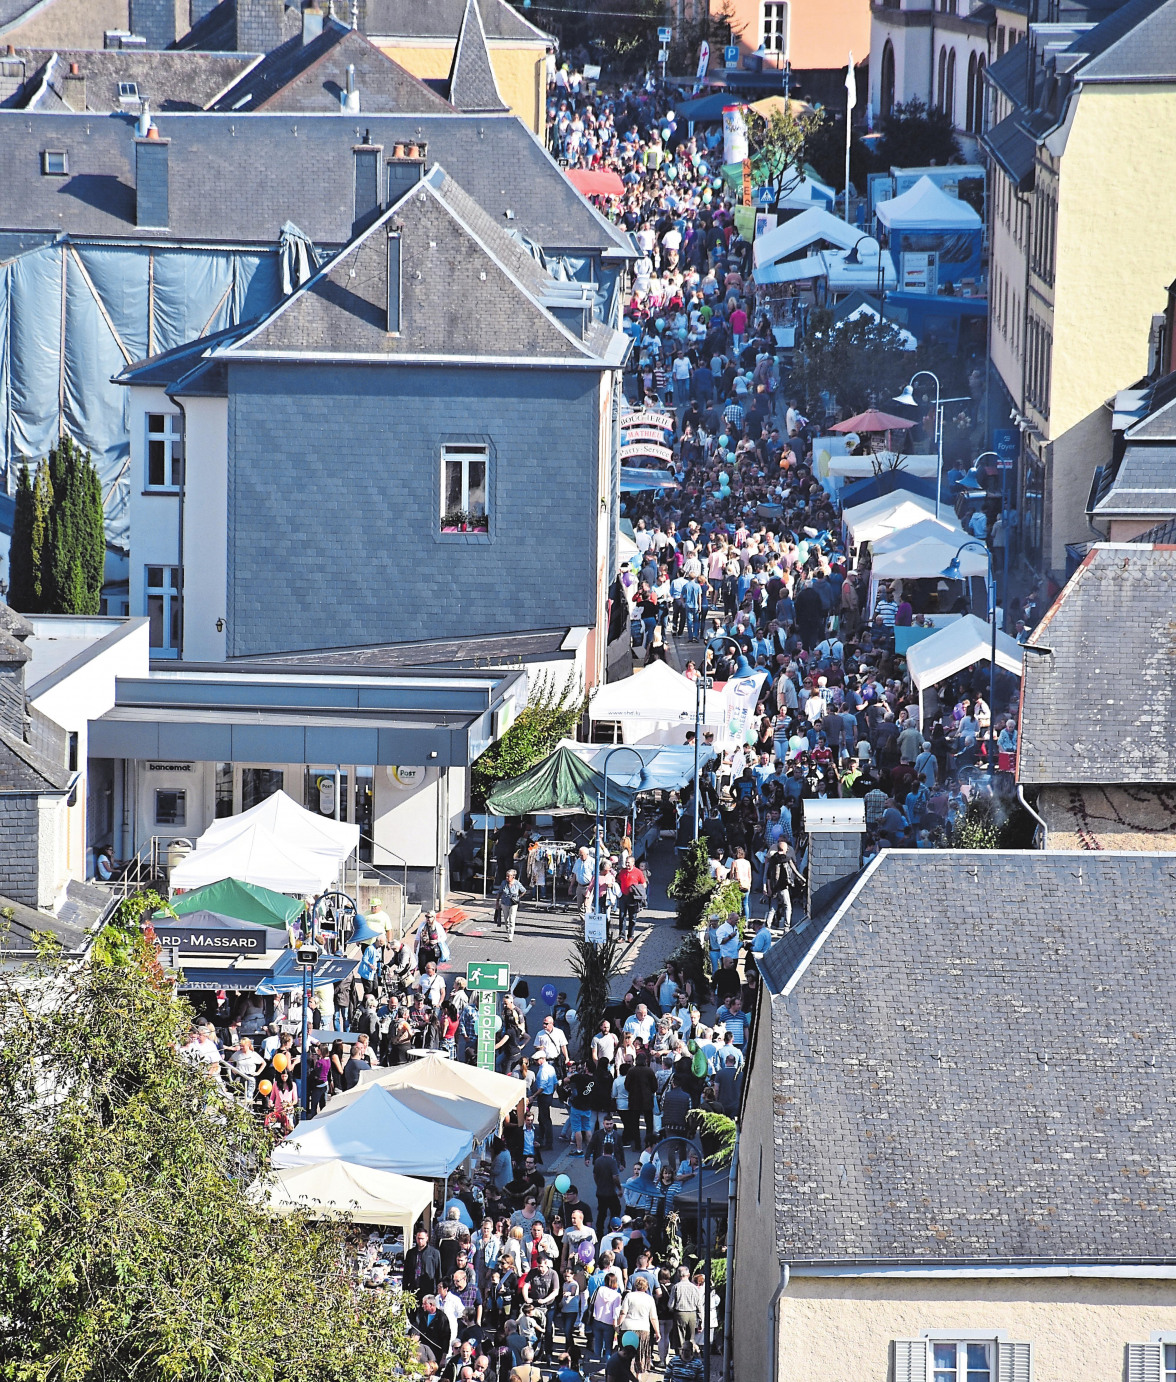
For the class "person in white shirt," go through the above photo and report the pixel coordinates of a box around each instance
[716,913,742,963]
[534,1014,569,1067]
[416,961,445,1008]
[623,1004,657,1044]
[592,1020,619,1068]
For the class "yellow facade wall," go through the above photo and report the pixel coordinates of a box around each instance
[373,40,546,140]
[1049,85,1176,441]
[776,1272,1176,1382]
[724,0,871,71]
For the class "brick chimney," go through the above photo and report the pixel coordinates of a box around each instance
[61,60,86,112]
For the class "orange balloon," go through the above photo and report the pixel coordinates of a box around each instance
[258,1079,273,1096]
[272,1053,288,1072]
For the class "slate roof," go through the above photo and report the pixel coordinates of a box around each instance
[210,20,453,113]
[0,879,113,956]
[3,48,257,112]
[171,0,239,51]
[447,0,508,113]
[222,164,628,365]
[1017,544,1176,785]
[1125,384,1176,440]
[1068,0,1176,80]
[760,849,1176,1266]
[234,626,576,668]
[983,112,1036,189]
[0,110,631,253]
[1092,442,1176,516]
[0,601,33,640]
[364,0,550,43]
[0,716,70,792]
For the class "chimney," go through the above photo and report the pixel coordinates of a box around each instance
[385,140,426,204]
[236,0,286,52]
[339,60,359,112]
[61,61,86,112]
[803,799,866,898]
[189,0,220,24]
[0,47,25,103]
[352,135,382,230]
[129,0,180,49]
[386,230,401,333]
[302,2,324,43]
[135,128,170,228]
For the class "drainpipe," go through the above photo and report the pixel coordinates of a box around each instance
[769,1262,792,1380]
[1017,783,1047,848]
[722,1132,739,1380]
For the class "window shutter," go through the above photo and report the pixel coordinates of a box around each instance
[998,1340,1032,1382]
[893,1338,929,1382]
[1127,1342,1164,1382]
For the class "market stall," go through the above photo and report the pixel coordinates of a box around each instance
[587,660,724,743]
[868,535,989,614]
[372,1050,525,1126]
[272,1084,474,1176]
[249,1159,434,1243]
[162,876,305,928]
[905,614,1024,729]
[874,175,983,289]
[843,493,938,547]
[484,744,638,818]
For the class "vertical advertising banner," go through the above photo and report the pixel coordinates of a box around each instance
[720,671,767,748]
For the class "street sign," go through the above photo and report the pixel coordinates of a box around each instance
[476,995,498,1070]
[658,47,668,63]
[467,961,510,990]
[584,912,608,944]
[658,25,672,42]
[994,428,1018,470]
[724,44,739,67]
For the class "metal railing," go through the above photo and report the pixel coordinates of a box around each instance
[347,836,409,934]
[108,835,166,897]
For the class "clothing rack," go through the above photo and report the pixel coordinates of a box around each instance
[522,838,576,910]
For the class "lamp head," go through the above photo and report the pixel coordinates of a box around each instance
[943,557,962,581]
[844,241,862,266]
[894,384,916,408]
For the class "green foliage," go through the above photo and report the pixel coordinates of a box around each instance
[804,114,874,194]
[532,0,665,72]
[569,934,624,1059]
[745,105,829,205]
[688,1107,738,1168]
[90,888,173,970]
[874,97,962,172]
[666,926,710,999]
[666,837,719,932]
[8,436,105,615]
[791,308,919,416]
[952,796,1001,849]
[471,670,583,807]
[0,926,420,1380]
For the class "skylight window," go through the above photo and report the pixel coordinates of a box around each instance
[118,81,139,103]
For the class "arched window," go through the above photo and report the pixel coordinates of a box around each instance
[881,40,895,117]
[945,48,957,123]
[974,55,986,132]
[937,46,948,112]
[966,52,977,131]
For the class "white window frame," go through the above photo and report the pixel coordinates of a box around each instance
[760,1,789,55]
[41,149,68,175]
[145,564,181,658]
[1129,1335,1176,1382]
[929,1338,993,1382]
[440,443,489,532]
[118,81,140,103]
[146,411,184,491]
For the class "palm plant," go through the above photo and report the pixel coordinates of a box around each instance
[568,935,623,1059]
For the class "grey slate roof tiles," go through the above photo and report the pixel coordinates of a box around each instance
[364,0,550,43]
[447,0,508,113]
[766,849,1176,1265]
[1069,0,1176,80]
[1017,544,1176,785]
[5,48,257,112]
[1092,442,1176,515]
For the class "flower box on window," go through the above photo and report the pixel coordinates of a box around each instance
[440,508,489,534]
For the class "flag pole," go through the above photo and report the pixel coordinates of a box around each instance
[844,52,856,224]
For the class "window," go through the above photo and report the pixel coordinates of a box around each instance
[880,40,895,117]
[154,788,186,827]
[41,149,68,175]
[933,1341,992,1382]
[945,48,957,123]
[761,1,788,54]
[146,565,181,657]
[1127,1340,1176,1382]
[441,444,489,532]
[937,47,948,112]
[215,762,234,818]
[117,81,139,102]
[997,25,1006,57]
[146,412,183,489]
[242,767,284,811]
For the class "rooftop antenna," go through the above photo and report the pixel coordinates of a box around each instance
[350,0,358,29]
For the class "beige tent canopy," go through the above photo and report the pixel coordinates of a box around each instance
[322,1050,526,1128]
[250,1159,434,1241]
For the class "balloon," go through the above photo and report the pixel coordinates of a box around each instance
[655,317,665,331]
[258,1079,273,1096]
[577,1241,596,1265]
[493,1015,503,1031]
[541,983,558,1004]
[555,1174,572,1193]
[718,471,729,486]
[622,1332,640,1349]
[566,1008,577,1022]
[718,434,729,448]
[272,1053,288,1073]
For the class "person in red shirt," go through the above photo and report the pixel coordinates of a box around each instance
[617,860,648,943]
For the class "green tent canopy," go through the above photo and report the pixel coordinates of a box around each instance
[159,877,305,931]
[485,746,638,819]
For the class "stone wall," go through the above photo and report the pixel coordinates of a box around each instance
[808,829,863,896]
[0,793,41,907]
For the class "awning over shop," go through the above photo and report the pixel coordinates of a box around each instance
[164,877,305,928]
[566,168,625,197]
[175,960,278,992]
[249,1160,434,1241]
[255,949,359,996]
[484,745,638,818]
[272,1084,474,1176]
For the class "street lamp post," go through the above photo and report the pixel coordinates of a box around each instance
[943,539,998,772]
[968,449,1010,627]
[894,370,942,521]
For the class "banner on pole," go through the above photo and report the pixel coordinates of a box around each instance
[719,671,767,748]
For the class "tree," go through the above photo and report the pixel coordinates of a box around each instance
[805,114,874,194]
[667,837,719,932]
[874,97,962,172]
[29,458,53,611]
[790,308,917,416]
[471,671,584,807]
[7,464,34,610]
[0,901,422,1381]
[568,934,624,1058]
[745,105,829,206]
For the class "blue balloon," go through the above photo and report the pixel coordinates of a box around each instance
[541,983,558,1004]
[655,317,665,331]
[718,434,729,448]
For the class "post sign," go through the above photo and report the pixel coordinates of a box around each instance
[467,961,510,991]
[724,44,739,67]
[742,158,753,207]
[993,428,1018,470]
[584,912,608,943]
[901,251,938,295]
[476,995,498,1071]
[658,25,672,42]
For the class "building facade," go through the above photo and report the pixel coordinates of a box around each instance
[712,0,872,78]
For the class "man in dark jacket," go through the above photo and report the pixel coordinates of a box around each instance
[763,836,801,931]
[403,1228,442,1297]
[414,1296,452,1360]
[624,1054,659,1149]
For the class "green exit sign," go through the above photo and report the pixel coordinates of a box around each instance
[467,961,510,991]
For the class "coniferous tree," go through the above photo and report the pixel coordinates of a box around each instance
[29,458,54,612]
[7,464,35,611]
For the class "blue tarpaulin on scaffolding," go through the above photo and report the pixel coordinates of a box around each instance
[0,226,319,546]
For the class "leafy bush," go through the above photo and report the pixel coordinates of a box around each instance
[471,670,583,807]
[952,797,1002,849]
[667,838,719,931]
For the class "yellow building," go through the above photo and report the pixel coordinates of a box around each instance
[983,0,1176,577]
[365,0,551,138]
[733,849,1176,1382]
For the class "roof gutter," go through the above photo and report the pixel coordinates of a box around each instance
[769,1262,791,1380]
[1017,782,1048,849]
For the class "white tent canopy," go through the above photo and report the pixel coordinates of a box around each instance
[373,1051,526,1125]
[875,175,983,231]
[843,492,937,542]
[870,535,989,582]
[558,740,697,792]
[588,660,723,724]
[169,829,339,893]
[906,613,1024,691]
[753,206,863,270]
[249,1160,434,1241]
[272,1084,474,1176]
[827,453,939,479]
[871,516,968,554]
[198,790,358,860]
